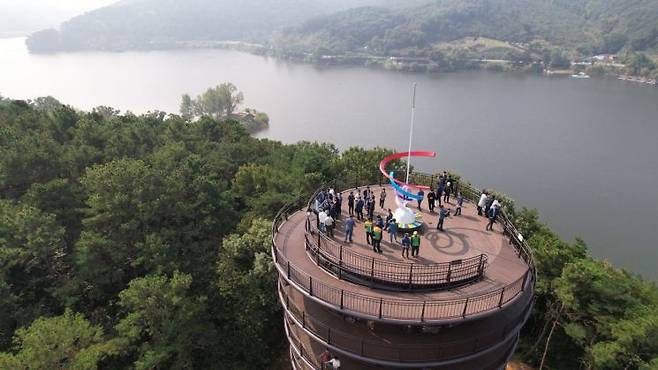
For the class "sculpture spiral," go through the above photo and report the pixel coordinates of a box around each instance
[379,151,437,230]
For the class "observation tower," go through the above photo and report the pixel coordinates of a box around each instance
[272,85,534,369]
[272,170,535,369]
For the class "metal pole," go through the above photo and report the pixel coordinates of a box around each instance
[405,83,417,184]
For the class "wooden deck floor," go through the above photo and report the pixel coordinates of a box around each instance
[275,185,529,302]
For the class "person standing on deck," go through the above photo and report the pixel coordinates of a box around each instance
[372,225,383,253]
[437,204,450,231]
[384,209,393,230]
[485,195,495,219]
[477,191,488,216]
[427,189,436,212]
[387,218,398,243]
[375,215,385,228]
[318,209,328,232]
[417,189,424,210]
[444,179,452,203]
[347,191,355,216]
[436,182,444,207]
[344,215,355,243]
[367,195,376,219]
[363,186,371,200]
[455,193,464,216]
[364,218,374,245]
[401,233,411,258]
[355,197,365,221]
[319,350,331,369]
[411,231,421,257]
[335,193,342,217]
[486,203,500,231]
[324,214,334,237]
[379,188,387,208]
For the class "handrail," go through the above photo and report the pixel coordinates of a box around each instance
[271,169,536,322]
[273,245,529,323]
[306,224,488,290]
[280,281,532,365]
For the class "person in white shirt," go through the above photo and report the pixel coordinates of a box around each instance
[326,356,341,369]
[477,191,488,216]
[324,215,334,237]
[318,210,328,232]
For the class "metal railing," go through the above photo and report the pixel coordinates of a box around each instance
[305,227,488,290]
[273,245,529,323]
[271,169,536,323]
[281,281,531,364]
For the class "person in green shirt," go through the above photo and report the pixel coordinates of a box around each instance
[364,218,373,245]
[411,231,421,257]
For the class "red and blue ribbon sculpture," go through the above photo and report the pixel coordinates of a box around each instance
[379,151,437,201]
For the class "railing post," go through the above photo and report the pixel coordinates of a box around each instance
[421,301,426,322]
[478,254,484,276]
[339,246,343,279]
[521,269,529,291]
[447,263,452,283]
[498,287,505,308]
[409,264,413,291]
[309,276,313,296]
[378,298,383,319]
[287,261,291,279]
[371,258,375,281]
[462,298,469,318]
[302,311,306,328]
[340,290,344,309]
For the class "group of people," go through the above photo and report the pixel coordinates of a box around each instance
[347,186,380,221]
[316,188,343,237]
[348,210,423,259]
[317,174,503,259]
[477,190,502,231]
[422,171,457,212]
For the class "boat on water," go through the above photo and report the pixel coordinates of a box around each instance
[571,72,590,79]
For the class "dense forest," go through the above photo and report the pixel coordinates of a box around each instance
[24,0,426,53]
[0,96,657,369]
[275,0,658,55]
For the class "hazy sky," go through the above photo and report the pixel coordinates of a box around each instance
[0,0,118,36]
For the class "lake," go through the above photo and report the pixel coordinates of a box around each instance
[1,37,657,280]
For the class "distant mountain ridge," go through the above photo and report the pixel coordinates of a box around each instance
[25,0,429,53]
[275,0,658,56]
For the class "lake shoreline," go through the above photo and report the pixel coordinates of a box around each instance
[22,39,658,88]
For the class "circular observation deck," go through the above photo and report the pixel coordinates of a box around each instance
[273,184,533,324]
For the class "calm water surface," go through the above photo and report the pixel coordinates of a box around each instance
[1,37,657,280]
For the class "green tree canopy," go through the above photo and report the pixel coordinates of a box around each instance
[0,310,120,370]
[180,83,244,120]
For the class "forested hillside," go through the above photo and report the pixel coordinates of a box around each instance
[25,0,428,53]
[0,96,656,369]
[275,0,658,56]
